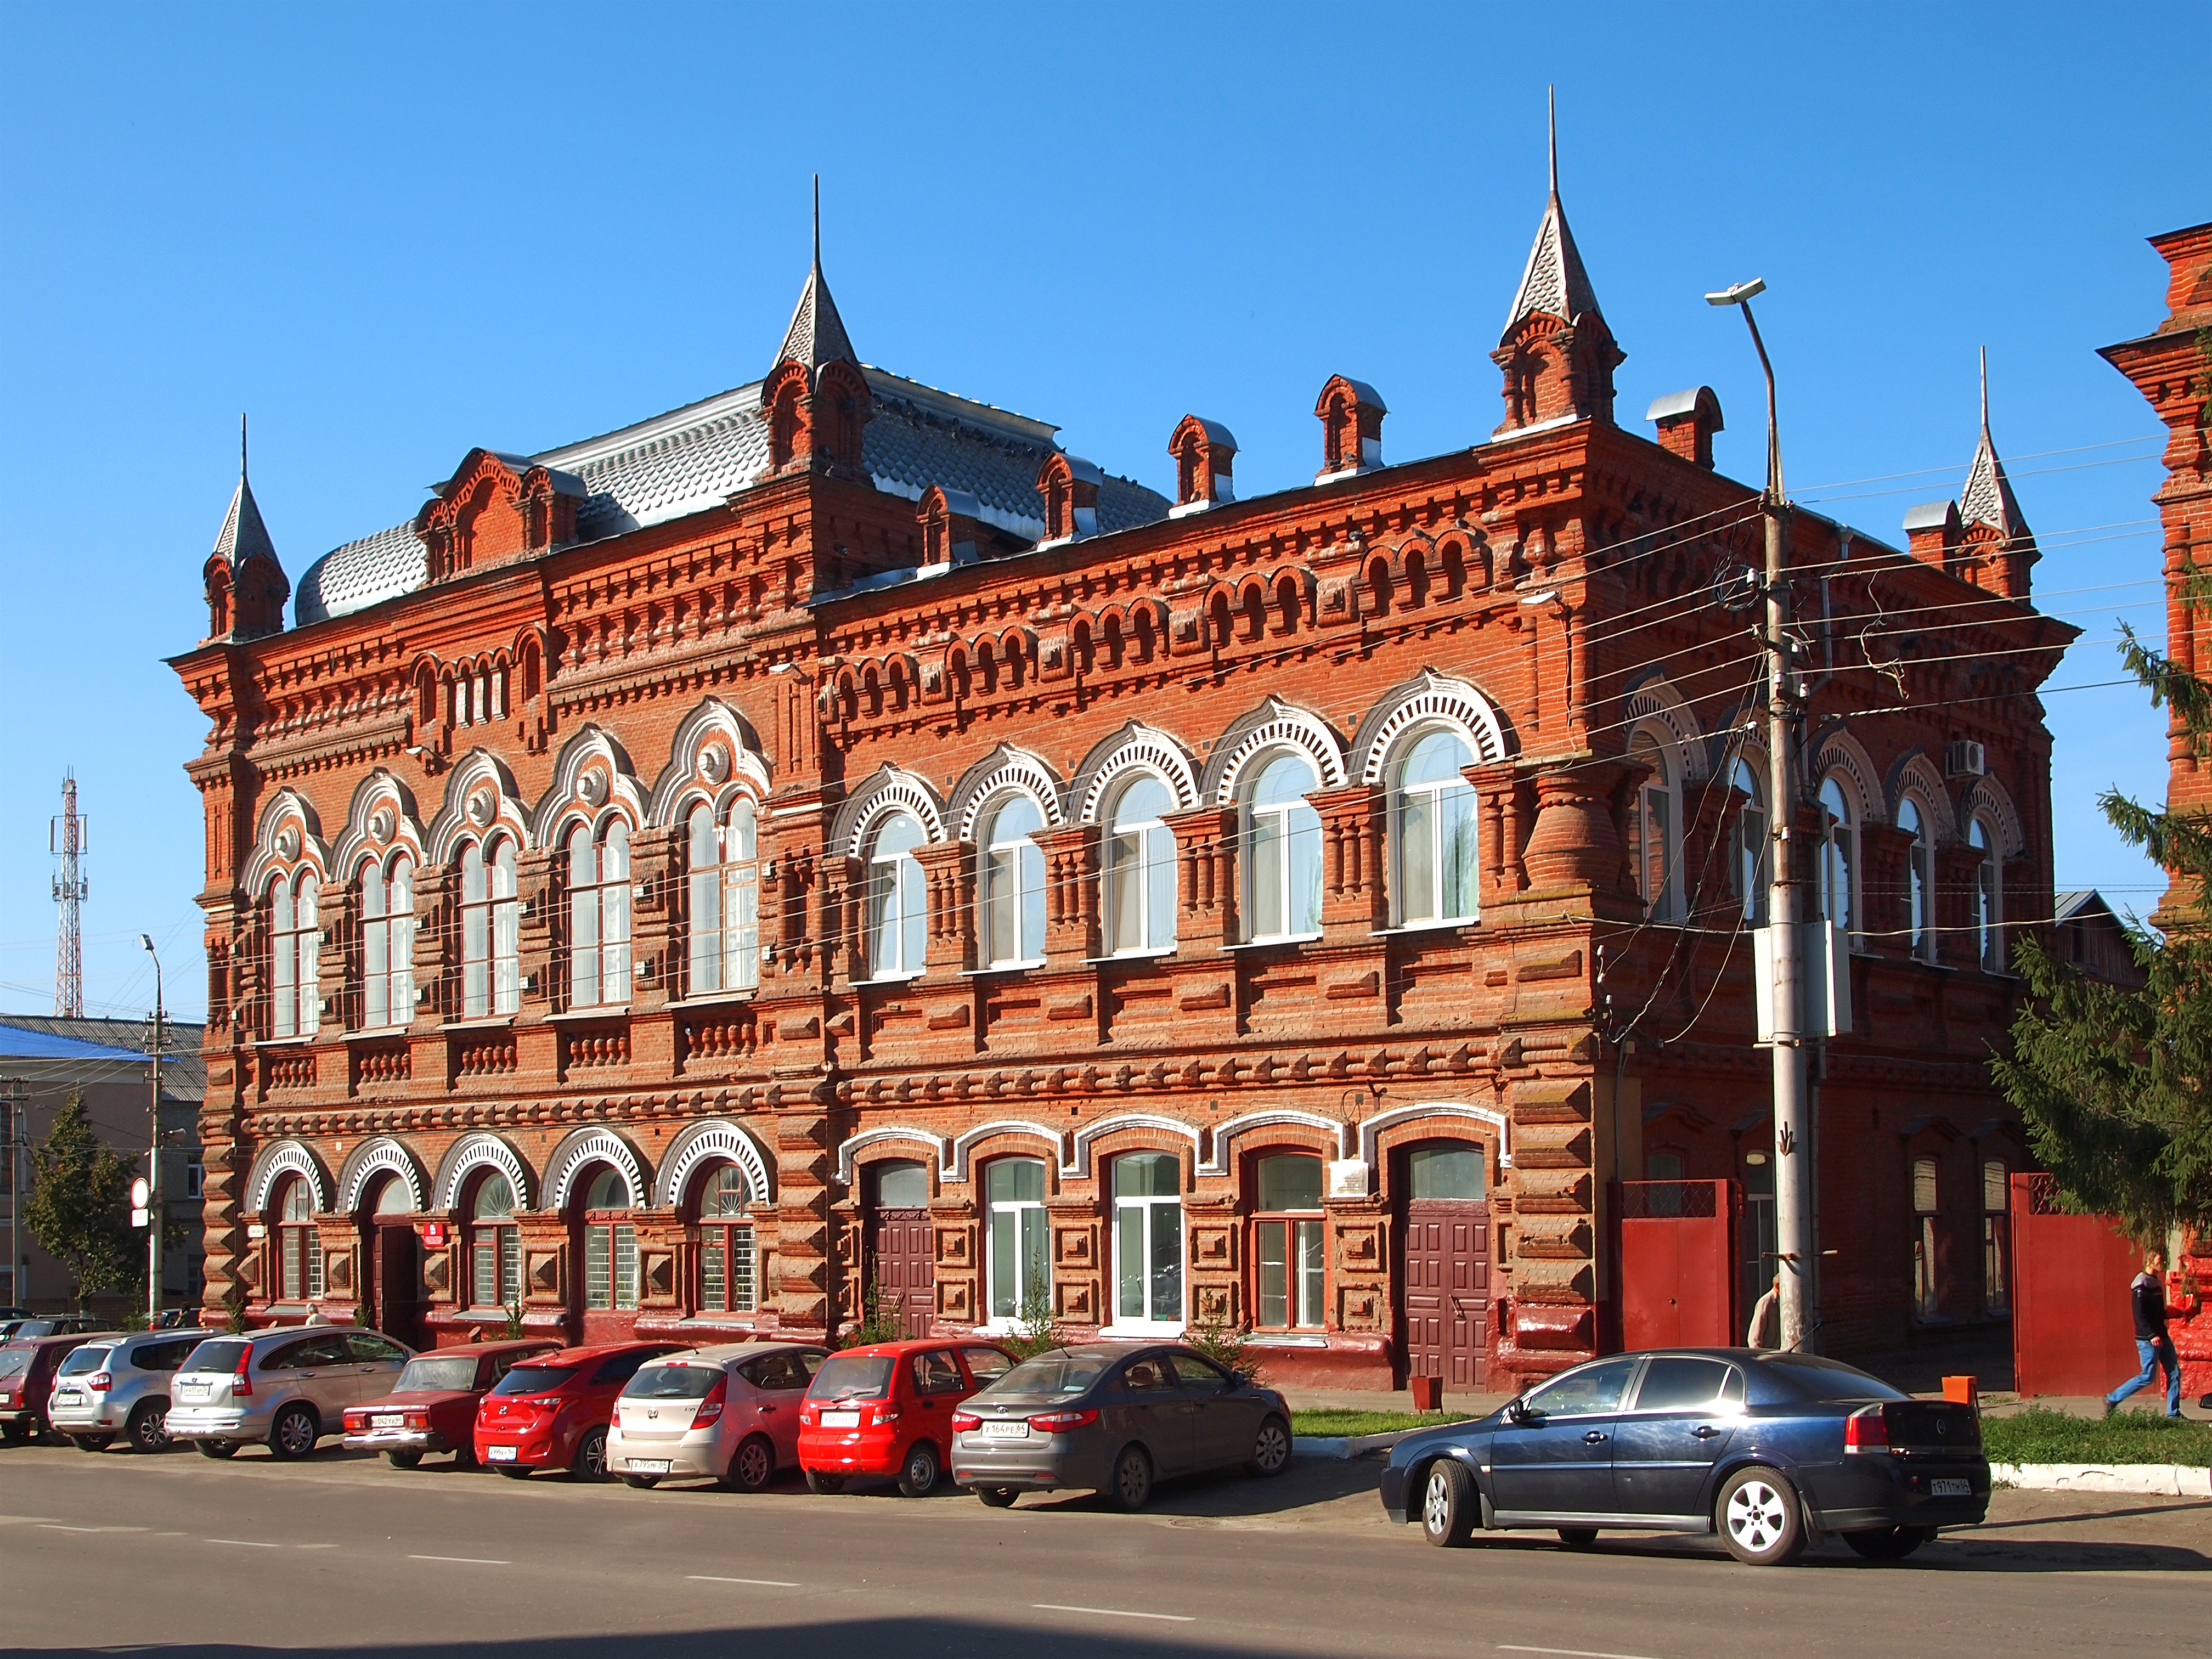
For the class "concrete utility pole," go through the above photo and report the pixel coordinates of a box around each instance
[1708,278,1815,1353]
[4,1081,22,1308]
[141,935,163,1324]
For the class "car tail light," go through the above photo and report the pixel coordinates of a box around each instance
[87,1373,113,1392]
[1027,1410,1099,1434]
[950,1412,980,1432]
[405,1409,430,1430]
[692,1378,729,1429]
[1844,1406,1889,1453]
[232,1351,253,1399]
[872,1405,901,1424]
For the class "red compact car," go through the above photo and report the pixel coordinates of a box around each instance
[474,1341,685,1480]
[798,1339,1016,1497]
[342,1339,561,1468]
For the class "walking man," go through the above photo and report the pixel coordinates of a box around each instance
[2104,1251,2182,1419]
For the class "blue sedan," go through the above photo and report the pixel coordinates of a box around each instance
[1379,1348,1988,1566]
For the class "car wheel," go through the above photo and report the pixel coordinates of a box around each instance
[70,1434,115,1453]
[571,1426,609,1481]
[1109,1444,1154,1512]
[974,1486,1019,1509]
[1556,1527,1599,1548]
[1844,1525,1933,1561]
[804,1468,844,1495]
[127,1403,170,1454]
[1245,1414,1292,1478]
[1717,1465,1807,1567]
[195,1440,239,1459]
[1419,1459,1477,1547]
[620,1474,658,1490]
[268,1404,319,1462]
[724,1434,777,1494]
[898,1440,942,1498]
[495,1464,534,1480]
[0,1420,26,1446]
[386,1449,425,1470]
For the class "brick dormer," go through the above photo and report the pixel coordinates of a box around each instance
[1169,414,1237,515]
[1646,387,1723,469]
[1314,376,1385,481]
[1037,453,1103,545]
[919,484,985,567]
[415,449,586,584]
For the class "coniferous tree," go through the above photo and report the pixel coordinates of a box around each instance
[21,1093,139,1309]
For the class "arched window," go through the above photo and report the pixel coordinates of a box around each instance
[1982,1158,2010,1315]
[1112,1152,1183,1331]
[1243,751,1322,941]
[579,1167,637,1313]
[1817,776,1855,936]
[1252,1153,1325,1331]
[695,1164,757,1316]
[1390,728,1477,927]
[1900,798,1934,962]
[273,1175,323,1301]
[1911,1156,1940,1318]
[367,1172,413,1218]
[865,812,928,980]
[1970,816,2002,971]
[1104,774,1177,955]
[360,855,415,1030]
[468,1172,520,1310]
[567,817,631,1008]
[978,795,1047,968]
[687,798,760,996]
[460,838,520,1019]
[1628,730,1677,921]
[1730,759,1768,926]
[269,871,321,1040]
[985,1157,1049,1324]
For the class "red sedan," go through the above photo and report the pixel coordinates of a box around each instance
[473,1341,685,1480]
[342,1339,561,1468]
[798,1339,1016,1496]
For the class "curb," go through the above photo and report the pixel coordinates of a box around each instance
[1991,1462,2212,1496]
[1293,1422,1472,1460]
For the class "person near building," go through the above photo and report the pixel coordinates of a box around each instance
[2104,1252,2182,1419]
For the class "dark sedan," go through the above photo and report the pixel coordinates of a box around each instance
[1380,1348,1987,1566]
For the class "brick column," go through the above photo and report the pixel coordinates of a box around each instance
[773,1081,836,1338]
[1465,761,1526,905]
[1163,805,1238,950]
[1033,822,1102,962]
[911,839,977,979]
[1309,783,1386,940]
[1517,759,1634,916]
[1858,824,1914,962]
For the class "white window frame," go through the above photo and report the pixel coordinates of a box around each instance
[270,870,321,1040]
[983,1156,1050,1330]
[1970,815,2002,971]
[1900,797,1936,963]
[1242,748,1323,944]
[1389,725,1479,928]
[978,793,1048,969]
[460,837,521,1019]
[1730,758,1769,926]
[567,815,633,1009]
[1108,1152,1185,1335]
[865,812,928,981]
[1628,727,1679,922]
[360,854,415,1031]
[687,798,761,997]
[1104,774,1178,956]
[1817,775,1857,940]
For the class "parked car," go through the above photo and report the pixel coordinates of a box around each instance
[342,1339,561,1468]
[798,1339,1019,1498]
[608,1342,828,1492]
[0,1332,119,1443]
[949,1344,1291,1510]
[48,1328,213,1453]
[1380,1347,1990,1566]
[473,1341,685,1481]
[3,1316,109,1341]
[166,1327,414,1460]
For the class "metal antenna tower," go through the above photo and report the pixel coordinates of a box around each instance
[51,771,88,1018]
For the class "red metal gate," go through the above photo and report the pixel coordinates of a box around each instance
[2010,1173,2141,1397]
[1617,1180,1740,1351]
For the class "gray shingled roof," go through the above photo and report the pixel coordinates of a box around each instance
[211,475,279,571]
[1960,425,2029,539]
[1503,188,1601,342]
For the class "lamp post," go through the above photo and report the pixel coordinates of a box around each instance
[1706,278,1814,1353]
[140,934,163,1325]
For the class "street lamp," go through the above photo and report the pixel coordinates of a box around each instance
[140,934,163,1326]
[1706,277,1814,1353]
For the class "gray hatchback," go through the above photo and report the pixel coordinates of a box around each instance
[950,1344,1292,1510]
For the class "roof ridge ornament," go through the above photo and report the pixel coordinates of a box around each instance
[1501,86,1602,343]
[1960,346,2030,539]
[775,174,859,373]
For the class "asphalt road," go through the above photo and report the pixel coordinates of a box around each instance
[3,1437,2209,1659]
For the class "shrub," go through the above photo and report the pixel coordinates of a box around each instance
[997,1281,1065,1362]
[837,1280,906,1350]
[1184,1321,1262,1385]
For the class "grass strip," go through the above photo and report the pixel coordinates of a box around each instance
[1982,1405,2212,1468]
[1290,1408,1471,1438]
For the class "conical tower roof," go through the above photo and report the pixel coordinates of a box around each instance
[211,473,279,571]
[1502,91,1602,341]
[774,177,857,371]
[1960,349,2029,538]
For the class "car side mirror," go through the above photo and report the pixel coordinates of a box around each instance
[1504,1399,1530,1426]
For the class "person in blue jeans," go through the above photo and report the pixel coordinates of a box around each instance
[2104,1252,2182,1419]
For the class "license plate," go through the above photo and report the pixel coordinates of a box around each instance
[177,1381,209,1400]
[983,1419,1029,1438]
[372,1414,404,1429]
[53,1390,81,1404]
[628,1459,670,1474]
[819,1410,860,1428]
[1931,1477,1972,1498]
[486,1445,518,1462]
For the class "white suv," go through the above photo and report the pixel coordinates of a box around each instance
[167,1328,412,1459]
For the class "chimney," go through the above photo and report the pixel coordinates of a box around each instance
[1036,454,1103,545]
[1645,387,1723,469]
[1903,500,1961,568]
[1169,415,1237,516]
[1314,375,1385,481]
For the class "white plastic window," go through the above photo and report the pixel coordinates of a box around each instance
[1629,730,1677,921]
[360,855,415,1029]
[460,838,520,1019]
[1391,727,1477,926]
[1730,758,1768,926]
[979,795,1047,967]
[1900,799,1934,962]
[688,799,761,996]
[865,813,928,979]
[270,870,321,1039]
[1817,776,1855,936]
[1105,775,1177,954]
[1243,751,1322,941]
[567,818,632,1008]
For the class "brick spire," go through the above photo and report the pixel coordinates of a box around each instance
[775,175,858,371]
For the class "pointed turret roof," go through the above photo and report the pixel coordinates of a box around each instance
[775,176,857,371]
[1960,348,2029,538]
[211,420,280,571]
[1502,89,1602,341]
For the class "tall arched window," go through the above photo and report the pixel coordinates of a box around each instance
[1730,759,1768,926]
[1104,775,1177,955]
[567,817,632,1008]
[1911,1156,1941,1318]
[1900,798,1934,962]
[1817,777,1855,936]
[460,838,521,1019]
[273,1175,323,1300]
[1112,1152,1183,1331]
[695,1164,757,1316]
[985,1156,1049,1324]
[579,1168,637,1313]
[978,795,1047,967]
[1628,730,1677,921]
[687,798,760,996]
[468,1172,520,1310]
[360,855,415,1030]
[1970,816,2002,971]
[1982,1158,2010,1314]
[865,812,928,979]
[269,871,321,1040]
[1243,751,1322,941]
[1252,1153,1325,1331]
[1391,729,1477,927]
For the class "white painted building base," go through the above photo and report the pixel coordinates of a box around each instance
[1990,1462,2212,1497]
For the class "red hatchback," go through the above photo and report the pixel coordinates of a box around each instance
[473,1341,684,1480]
[343,1339,561,1468]
[798,1339,1016,1497]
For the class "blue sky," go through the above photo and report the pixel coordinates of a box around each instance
[0,2,2197,1023]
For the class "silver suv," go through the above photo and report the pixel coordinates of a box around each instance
[49,1329,213,1453]
[167,1327,412,1460]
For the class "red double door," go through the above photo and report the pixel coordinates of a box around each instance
[1401,1200,1489,1390]
[868,1209,936,1338]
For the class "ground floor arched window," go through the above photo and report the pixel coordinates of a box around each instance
[985,1156,1049,1324]
[1252,1153,1325,1330]
[1113,1151,1183,1331]
[696,1164,757,1316]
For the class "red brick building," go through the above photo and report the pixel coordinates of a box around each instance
[170,172,2075,1387]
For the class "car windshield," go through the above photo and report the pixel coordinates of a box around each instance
[0,1350,31,1379]
[1759,1355,1909,1402]
[181,1339,250,1374]
[626,1362,720,1400]
[490,1364,580,1397]
[807,1353,895,1401]
[982,1354,1113,1398]
[58,1346,113,1376]
[394,1356,481,1392]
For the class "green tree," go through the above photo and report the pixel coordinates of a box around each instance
[21,1093,140,1309]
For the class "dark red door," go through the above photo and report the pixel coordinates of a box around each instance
[1403,1200,1488,1390]
[373,1224,424,1350]
[868,1210,936,1339]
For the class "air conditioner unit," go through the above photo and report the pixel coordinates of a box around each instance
[1945,740,1987,779]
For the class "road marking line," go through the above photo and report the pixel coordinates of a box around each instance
[409,1554,510,1566]
[1499,1647,1664,1659]
[205,1539,281,1548]
[295,1543,337,1550]
[1034,1604,1197,1624]
[40,1523,148,1533]
[687,1575,802,1588]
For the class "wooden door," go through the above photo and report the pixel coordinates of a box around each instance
[1402,1200,1488,1390]
[374,1225,424,1350]
[868,1209,936,1338]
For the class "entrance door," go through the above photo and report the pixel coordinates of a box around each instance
[373,1226,423,1349]
[867,1159,935,1338]
[1400,1143,1490,1391]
